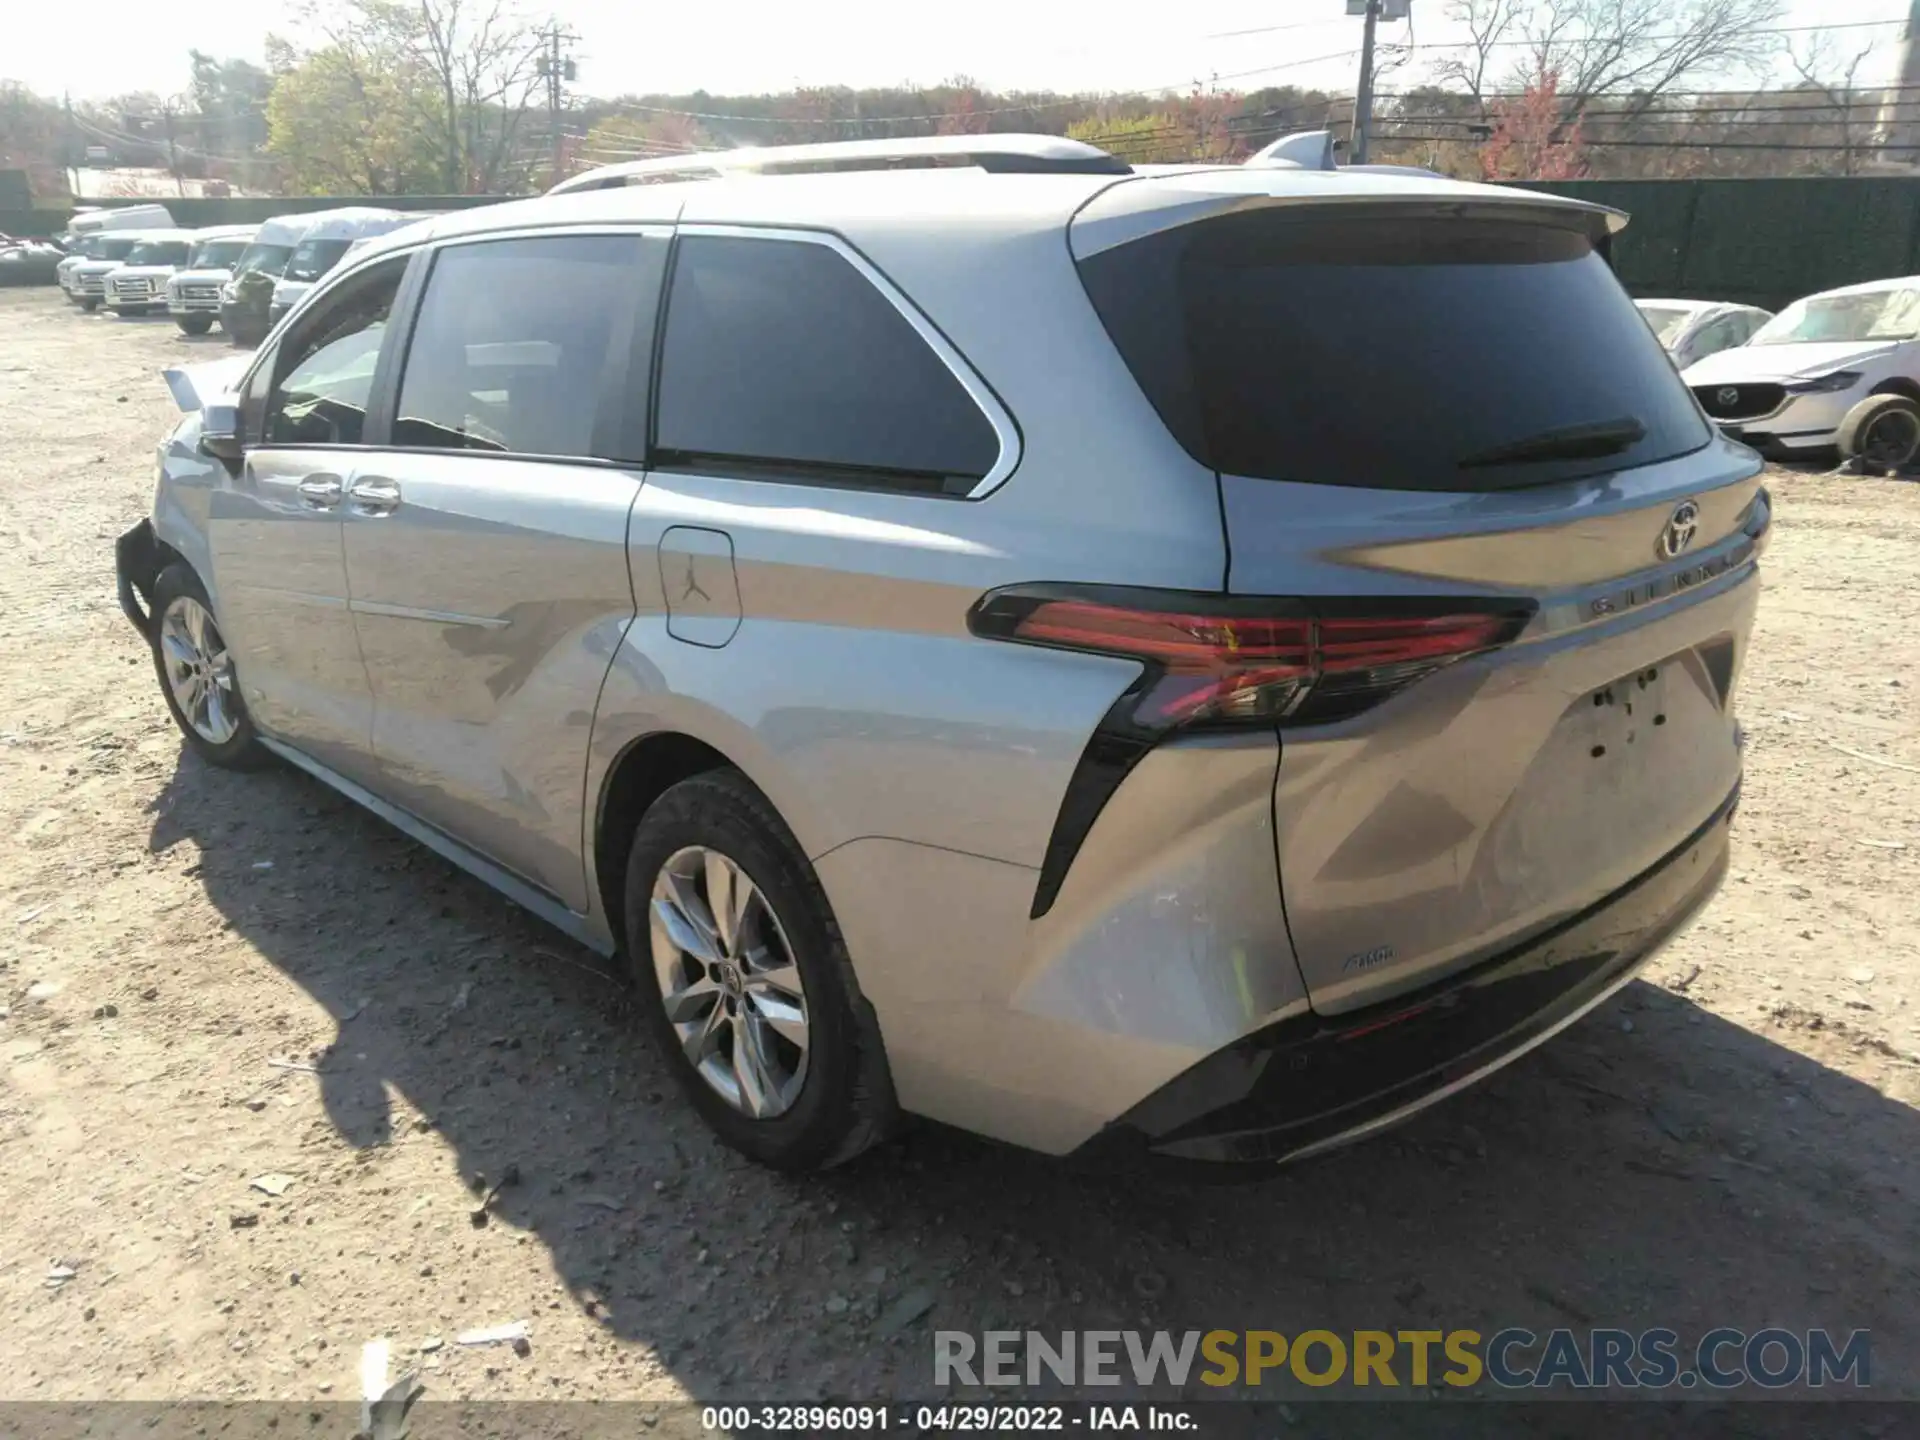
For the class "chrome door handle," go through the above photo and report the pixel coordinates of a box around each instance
[296,473,344,509]
[348,477,402,516]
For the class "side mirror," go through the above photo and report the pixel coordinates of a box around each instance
[199,402,244,470]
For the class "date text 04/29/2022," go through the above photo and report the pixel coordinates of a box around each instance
[699,1406,1192,1432]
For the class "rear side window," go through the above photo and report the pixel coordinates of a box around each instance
[1078,208,1711,492]
[394,234,648,459]
[654,235,1000,493]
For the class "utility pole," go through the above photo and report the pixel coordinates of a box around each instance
[537,23,578,188]
[163,100,185,197]
[1351,0,1381,165]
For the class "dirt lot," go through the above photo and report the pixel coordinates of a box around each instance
[2,286,1919,1411]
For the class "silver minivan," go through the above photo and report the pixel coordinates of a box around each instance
[116,137,1765,1172]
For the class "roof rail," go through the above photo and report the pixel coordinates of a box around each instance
[548,134,1130,195]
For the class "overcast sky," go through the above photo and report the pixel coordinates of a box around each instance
[5,0,1914,103]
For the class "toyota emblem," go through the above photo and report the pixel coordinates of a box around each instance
[1716,386,1740,408]
[1659,500,1701,559]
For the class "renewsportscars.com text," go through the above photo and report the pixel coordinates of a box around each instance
[933,1327,1870,1391]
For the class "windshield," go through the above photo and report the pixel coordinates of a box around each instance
[189,238,249,270]
[234,242,296,277]
[285,238,353,283]
[70,235,108,259]
[1750,287,1920,346]
[124,240,190,267]
[1079,208,1708,491]
[93,236,141,262]
[1636,304,1695,348]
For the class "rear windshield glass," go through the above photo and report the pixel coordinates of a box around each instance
[1078,208,1710,491]
[286,238,353,283]
[234,242,295,276]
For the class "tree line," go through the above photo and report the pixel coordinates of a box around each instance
[0,0,1908,201]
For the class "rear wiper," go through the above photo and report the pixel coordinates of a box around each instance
[1457,416,1647,469]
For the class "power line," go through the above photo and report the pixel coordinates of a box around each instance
[1376,133,1920,152]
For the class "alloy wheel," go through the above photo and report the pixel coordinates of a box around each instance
[648,845,810,1118]
[158,596,240,746]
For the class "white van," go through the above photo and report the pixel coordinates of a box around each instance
[217,213,321,346]
[266,208,418,327]
[57,203,176,247]
[101,228,198,316]
[164,224,258,335]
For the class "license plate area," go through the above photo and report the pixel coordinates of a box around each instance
[1575,661,1677,764]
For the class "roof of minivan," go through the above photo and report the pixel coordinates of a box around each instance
[189,223,259,241]
[367,164,1623,258]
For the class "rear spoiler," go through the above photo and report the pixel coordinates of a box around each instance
[163,355,250,413]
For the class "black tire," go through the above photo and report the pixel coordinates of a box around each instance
[176,315,213,335]
[79,296,99,311]
[148,562,271,770]
[622,769,897,1171]
[1839,393,1920,471]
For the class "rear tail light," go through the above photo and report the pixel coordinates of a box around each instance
[968,585,1533,918]
[969,586,1530,731]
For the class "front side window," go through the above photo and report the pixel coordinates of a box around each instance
[262,260,405,447]
[654,234,1001,491]
[393,234,648,458]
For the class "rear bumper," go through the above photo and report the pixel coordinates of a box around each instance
[116,518,161,637]
[1071,781,1738,1169]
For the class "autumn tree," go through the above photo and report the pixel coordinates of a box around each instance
[1480,68,1591,179]
[264,28,439,194]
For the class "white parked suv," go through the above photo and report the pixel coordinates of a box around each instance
[166,225,258,335]
[102,230,197,316]
[1682,276,1920,460]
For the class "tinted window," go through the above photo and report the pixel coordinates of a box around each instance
[1079,208,1710,492]
[655,235,999,490]
[263,261,404,447]
[394,235,644,458]
[96,236,140,261]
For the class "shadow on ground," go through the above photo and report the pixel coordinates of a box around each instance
[144,748,1920,1411]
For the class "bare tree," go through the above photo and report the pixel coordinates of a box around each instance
[408,0,547,194]
[1784,32,1886,177]
[1435,0,1787,121]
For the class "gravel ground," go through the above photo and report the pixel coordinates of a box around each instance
[2,288,1918,1411]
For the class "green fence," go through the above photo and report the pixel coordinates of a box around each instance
[0,194,507,238]
[13,179,1920,312]
[1515,176,1920,312]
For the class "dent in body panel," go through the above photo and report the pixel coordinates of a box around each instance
[622,472,1159,867]
[1275,568,1756,1014]
[340,454,642,912]
[811,737,1308,1155]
